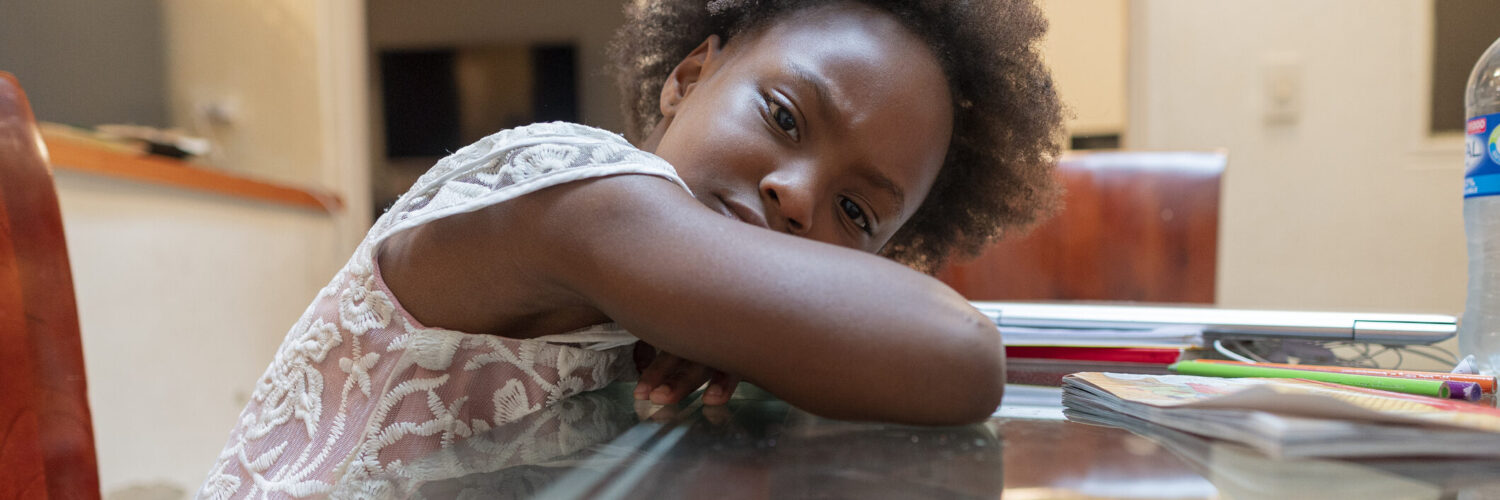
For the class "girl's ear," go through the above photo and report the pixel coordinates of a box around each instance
[659,35,723,118]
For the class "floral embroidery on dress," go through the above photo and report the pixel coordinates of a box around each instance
[246,316,341,440]
[340,352,380,397]
[386,318,464,371]
[511,143,581,177]
[338,268,394,336]
[493,379,541,424]
[197,123,685,498]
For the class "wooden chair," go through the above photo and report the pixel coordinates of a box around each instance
[938,150,1227,304]
[0,71,101,499]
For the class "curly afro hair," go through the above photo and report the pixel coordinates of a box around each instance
[608,0,1064,273]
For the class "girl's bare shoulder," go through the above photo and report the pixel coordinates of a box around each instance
[375,172,702,338]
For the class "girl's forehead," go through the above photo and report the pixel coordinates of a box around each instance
[721,3,949,112]
[723,4,947,102]
[728,3,931,61]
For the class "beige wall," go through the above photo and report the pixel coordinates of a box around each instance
[1128,0,1464,312]
[1127,1,1464,366]
[1035,0,1466,313]
[162,0,325,188]
[1040,0,1128,137]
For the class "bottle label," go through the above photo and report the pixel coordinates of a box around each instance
[1466,112,1500,197]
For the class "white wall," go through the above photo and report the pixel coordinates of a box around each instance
[1127,1,1465,365]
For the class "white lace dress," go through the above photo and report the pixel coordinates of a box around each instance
[198,123,689,499]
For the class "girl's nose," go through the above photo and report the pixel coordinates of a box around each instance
[761,169,814,236]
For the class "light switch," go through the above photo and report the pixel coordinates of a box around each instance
[1262,55,1302,126]
[197,97,240,128]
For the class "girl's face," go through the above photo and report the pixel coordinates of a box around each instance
[642,2,953,253]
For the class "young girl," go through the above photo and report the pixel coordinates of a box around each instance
[199,0,1061,496]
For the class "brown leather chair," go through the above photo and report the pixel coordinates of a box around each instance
[0,71,101,499]
[938,150,1227,304]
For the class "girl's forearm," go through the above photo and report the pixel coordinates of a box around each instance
[533,176,1005,424]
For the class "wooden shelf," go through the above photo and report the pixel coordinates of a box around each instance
[41,131,344,215]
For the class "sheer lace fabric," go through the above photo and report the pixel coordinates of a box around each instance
[336,388,638,498]
[198,123,688,498]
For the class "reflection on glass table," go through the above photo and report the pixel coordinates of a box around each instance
[353,382,1500,499]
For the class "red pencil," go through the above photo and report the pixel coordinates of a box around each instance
[1007,346,1182,365]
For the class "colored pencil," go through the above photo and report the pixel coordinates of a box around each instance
[1168,360,1457,399]
[1006,346,1183,364]
[1194,359,1496,394]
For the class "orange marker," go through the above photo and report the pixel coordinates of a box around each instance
[1195,359,1497,394]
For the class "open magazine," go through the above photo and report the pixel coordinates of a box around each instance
[1061,372,1500,458]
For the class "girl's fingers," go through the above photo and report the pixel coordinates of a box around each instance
[703,371,741,406]
[650,362,712,405]
[635,349,737,405]
[635,352,682,400]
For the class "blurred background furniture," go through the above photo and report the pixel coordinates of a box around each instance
[938,150,1227,304]
[0,71,101,499]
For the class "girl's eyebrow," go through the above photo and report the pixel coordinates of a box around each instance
[857,167,905,224]
[785,62,841,125]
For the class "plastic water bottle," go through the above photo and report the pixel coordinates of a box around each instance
[1460,36,1500,375]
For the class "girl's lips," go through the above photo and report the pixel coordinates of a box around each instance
[719,196,770,229]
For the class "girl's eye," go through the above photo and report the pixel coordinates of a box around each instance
[774,106,797,133]
[839,197,872,234]
[766,97,800,140]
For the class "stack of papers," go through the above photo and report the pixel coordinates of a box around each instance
[1062,372,1500,458]
[999,325,1203,348]
[977,306,1203,348]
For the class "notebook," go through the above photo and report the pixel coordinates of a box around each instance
[1061,371,1500,458]
[972,302,1457,345]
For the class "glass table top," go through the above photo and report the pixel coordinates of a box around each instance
[372,382,1500,499]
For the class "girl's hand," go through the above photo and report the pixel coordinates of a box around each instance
[634,343,740,405]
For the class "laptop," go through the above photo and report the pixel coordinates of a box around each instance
[971,301,1457,345]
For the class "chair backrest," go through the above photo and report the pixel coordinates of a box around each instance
[0,71,101,498]
[937,150,1226,304]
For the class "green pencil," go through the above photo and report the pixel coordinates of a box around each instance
[1168,360,1451,399]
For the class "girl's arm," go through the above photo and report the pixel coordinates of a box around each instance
[386,174,1004,425]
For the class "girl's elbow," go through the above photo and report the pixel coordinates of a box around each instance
[969,362,1006,423]
[958,322,1007,423]
[925,377,1003,425]
[915,323,1006,425]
